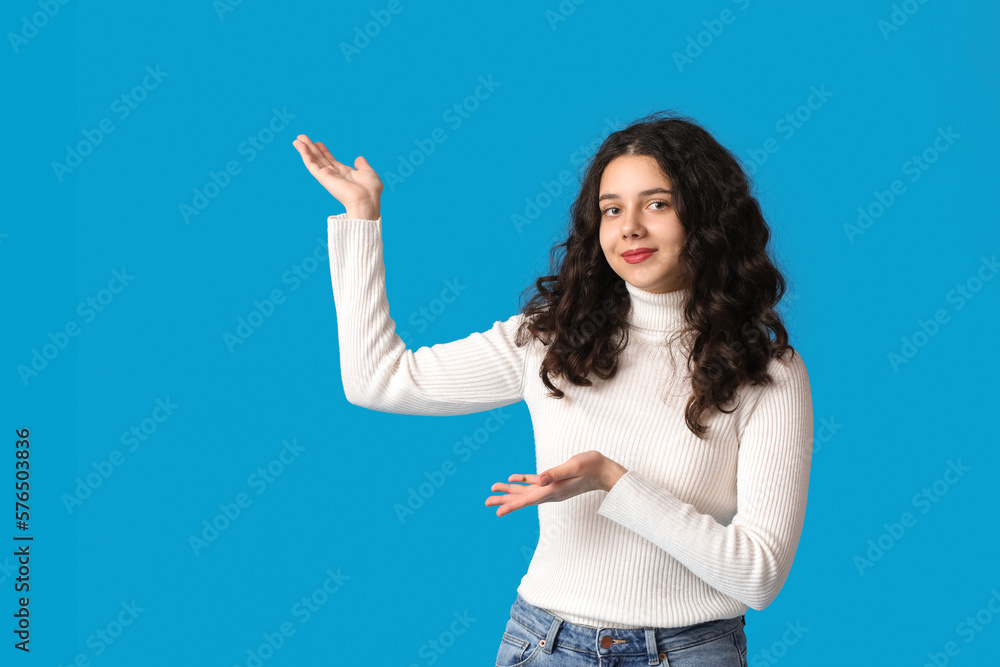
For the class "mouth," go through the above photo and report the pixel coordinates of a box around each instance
[622,248,656,264]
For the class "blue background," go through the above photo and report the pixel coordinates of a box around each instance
[3,1,998,665]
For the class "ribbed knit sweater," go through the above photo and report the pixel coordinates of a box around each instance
[326,213,814,629]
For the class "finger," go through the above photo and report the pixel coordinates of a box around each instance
[508,473,543,485]
[292,134,320,157]
[486,495,527,517]
[301,138,333,170]
[497,494,537,517]
[537,466,566,486]
[494,483,548,503]
[294,133,324,152]
[490,482,530,495]
[316,141,347,171]
[293,135,340,174]
[292,138,328,174]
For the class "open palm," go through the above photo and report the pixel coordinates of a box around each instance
[292,133,382,215]
[485,451,617,518]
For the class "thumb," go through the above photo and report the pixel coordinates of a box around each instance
[354,155,374,171]
[539,467,559,486]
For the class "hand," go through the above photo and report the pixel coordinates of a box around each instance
[292,134,383,219]
[484,450,628,517]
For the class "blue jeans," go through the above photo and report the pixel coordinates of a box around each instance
[494,593,747,666]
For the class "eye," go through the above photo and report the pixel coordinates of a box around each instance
[600,200,670,217]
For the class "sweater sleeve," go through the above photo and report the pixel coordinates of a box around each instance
[596,350,813,610]
[326,213,527,416]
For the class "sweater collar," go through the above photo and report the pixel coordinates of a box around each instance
[625,281,688,334]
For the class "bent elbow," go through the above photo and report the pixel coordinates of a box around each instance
[744,565,789,611]
[731,526,797,610]
[343,380,375,410]
[745,586,779,611]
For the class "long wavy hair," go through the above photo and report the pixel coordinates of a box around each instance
[513,109,797,438]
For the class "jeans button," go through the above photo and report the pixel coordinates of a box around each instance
[600,635,613,649]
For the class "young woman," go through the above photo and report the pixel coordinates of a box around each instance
[292,110,813,667]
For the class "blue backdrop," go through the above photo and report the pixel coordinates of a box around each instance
[3,1,998,665]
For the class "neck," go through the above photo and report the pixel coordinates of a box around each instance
[624,281,687,335]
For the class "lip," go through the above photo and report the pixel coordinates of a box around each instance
[621,248,656,264]
[622,247,655,257]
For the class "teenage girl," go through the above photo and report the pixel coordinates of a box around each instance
[292,109,813,667]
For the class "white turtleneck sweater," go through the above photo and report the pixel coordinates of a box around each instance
[326,213,814,629]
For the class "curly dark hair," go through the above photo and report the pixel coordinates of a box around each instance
[512,109,797,438]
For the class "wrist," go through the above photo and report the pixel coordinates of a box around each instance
[345,199,380,221]
[602,459,628,492]
[345,208,380,221]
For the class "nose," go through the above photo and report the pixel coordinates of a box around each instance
[620,211,645,238]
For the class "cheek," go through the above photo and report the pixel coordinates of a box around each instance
[598,230,614,258]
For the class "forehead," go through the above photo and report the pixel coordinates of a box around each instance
[600,155,671,187]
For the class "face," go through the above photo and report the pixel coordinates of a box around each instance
[598,154,686,294]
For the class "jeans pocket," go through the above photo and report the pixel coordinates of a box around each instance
[494,618,543,667]
[732,618,748,666]
[665,624,746,666]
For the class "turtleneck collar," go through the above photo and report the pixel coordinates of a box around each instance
[624,281,688,335]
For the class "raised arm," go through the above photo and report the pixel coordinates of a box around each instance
[597,350,814,610]
[327,213,527,416]
[292,133,527,417]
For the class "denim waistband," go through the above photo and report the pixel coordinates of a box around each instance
[508,592,745,662]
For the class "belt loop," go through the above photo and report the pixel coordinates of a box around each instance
[542,615,562,654]
[645,628,665,665]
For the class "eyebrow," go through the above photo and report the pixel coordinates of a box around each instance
[598,188,673,202]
